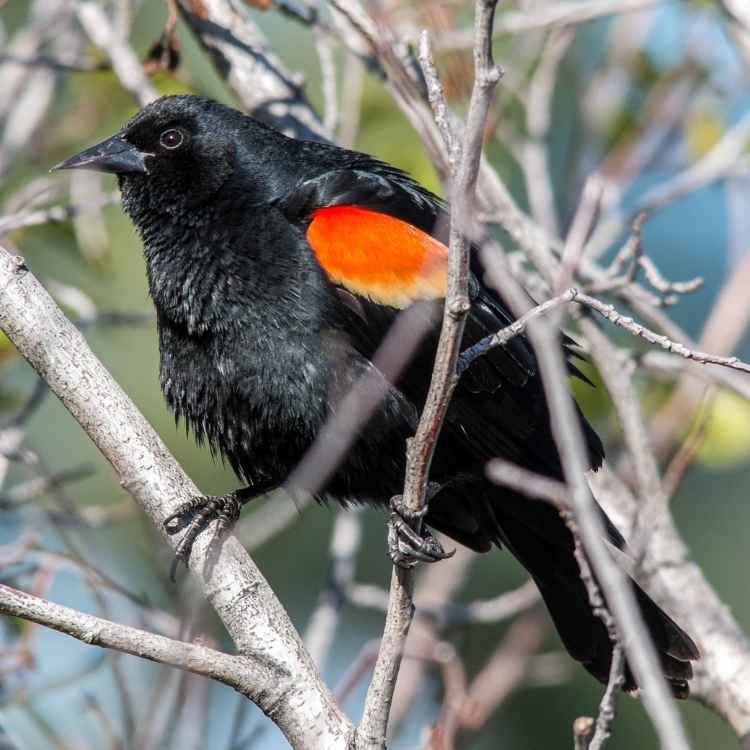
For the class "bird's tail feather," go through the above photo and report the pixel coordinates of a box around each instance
[533,572,697,697]
[488,498,699,698]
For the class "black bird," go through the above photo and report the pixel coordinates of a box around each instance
[55,95,699,696]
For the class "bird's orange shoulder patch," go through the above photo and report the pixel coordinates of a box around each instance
[306,205,447,308]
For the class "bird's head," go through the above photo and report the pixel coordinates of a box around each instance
[52,95,251,218]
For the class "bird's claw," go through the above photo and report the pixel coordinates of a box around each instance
[387,494,455,569]
[164,492,242,582]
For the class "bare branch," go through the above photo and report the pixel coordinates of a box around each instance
[589,644,625,749]
[0,1,84,179]
[586,108,750,260]
[479,253,693,750]
[356,3,502,747]
[305,510,363,670]
[440,0,665,46]
[0,583,271,706]
[75,2,158,106]
[176,0,328,140]
[417,32,460,169]
[459,580,541,624]
[522,28,574,237]
[387,543,477,733]
[489,455,625,748]
[0,246,353,749]
[459,287,578,373]
[576,291,750,374]
[0,191,120,235]
[461,287,750,376]
[578,321,750,740]
[486,458,569,508]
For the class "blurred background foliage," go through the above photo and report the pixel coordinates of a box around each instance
[1,1,749,748]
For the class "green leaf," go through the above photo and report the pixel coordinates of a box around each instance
[697,391,750,468]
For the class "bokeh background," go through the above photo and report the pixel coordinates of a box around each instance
[1,1,750,748]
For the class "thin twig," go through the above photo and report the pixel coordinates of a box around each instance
[478,251,692,750]
[522,28,574,238]
[458,287,578,373]
[355,3,502,747]
[417,32,459,172]
[305,511,363,670]
[486,459,569,508]
[585,107,750,260]
[461,287,750,376]
[577,291,750,374]
[589,644,626,750]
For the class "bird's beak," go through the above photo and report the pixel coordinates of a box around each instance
[51,134,150,175]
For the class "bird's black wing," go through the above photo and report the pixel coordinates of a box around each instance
[280,161,603,471]
[280,159,698,697]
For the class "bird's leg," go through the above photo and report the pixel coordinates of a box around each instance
[164,481,276,581]
[388,483,455,569]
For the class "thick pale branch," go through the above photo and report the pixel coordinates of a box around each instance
[580,319,750,739]
[0,246,352,750]
[0,584,269,697]
[523,314,692,750]
[176,0,328,141]
[76,2,158,106]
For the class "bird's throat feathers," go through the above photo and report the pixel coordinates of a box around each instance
[130,191,331,340]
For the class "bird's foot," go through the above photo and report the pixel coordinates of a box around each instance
[387,493,455,569]
[163,492,242,582]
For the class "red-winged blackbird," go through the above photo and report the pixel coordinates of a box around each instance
[55,95,698,696]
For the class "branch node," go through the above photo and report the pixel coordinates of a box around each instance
[574,716,595,749]
[448,297,472,319]
[483,64,504,86]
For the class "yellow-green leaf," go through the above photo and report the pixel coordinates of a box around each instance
[697,391,750,468]
[685,110,723,159]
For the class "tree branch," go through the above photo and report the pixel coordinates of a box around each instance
[580,318,750,740]
[176,0,328,141]
[0,583,270,697]
[0,246,353,750]
[355,3,502,747]
[475,238,692,748]
[75,1,158,106]
[460,287,750,376]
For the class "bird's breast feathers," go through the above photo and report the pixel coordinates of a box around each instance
[305,205,447,308]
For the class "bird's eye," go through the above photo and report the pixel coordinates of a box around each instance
[159,129,184,150]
